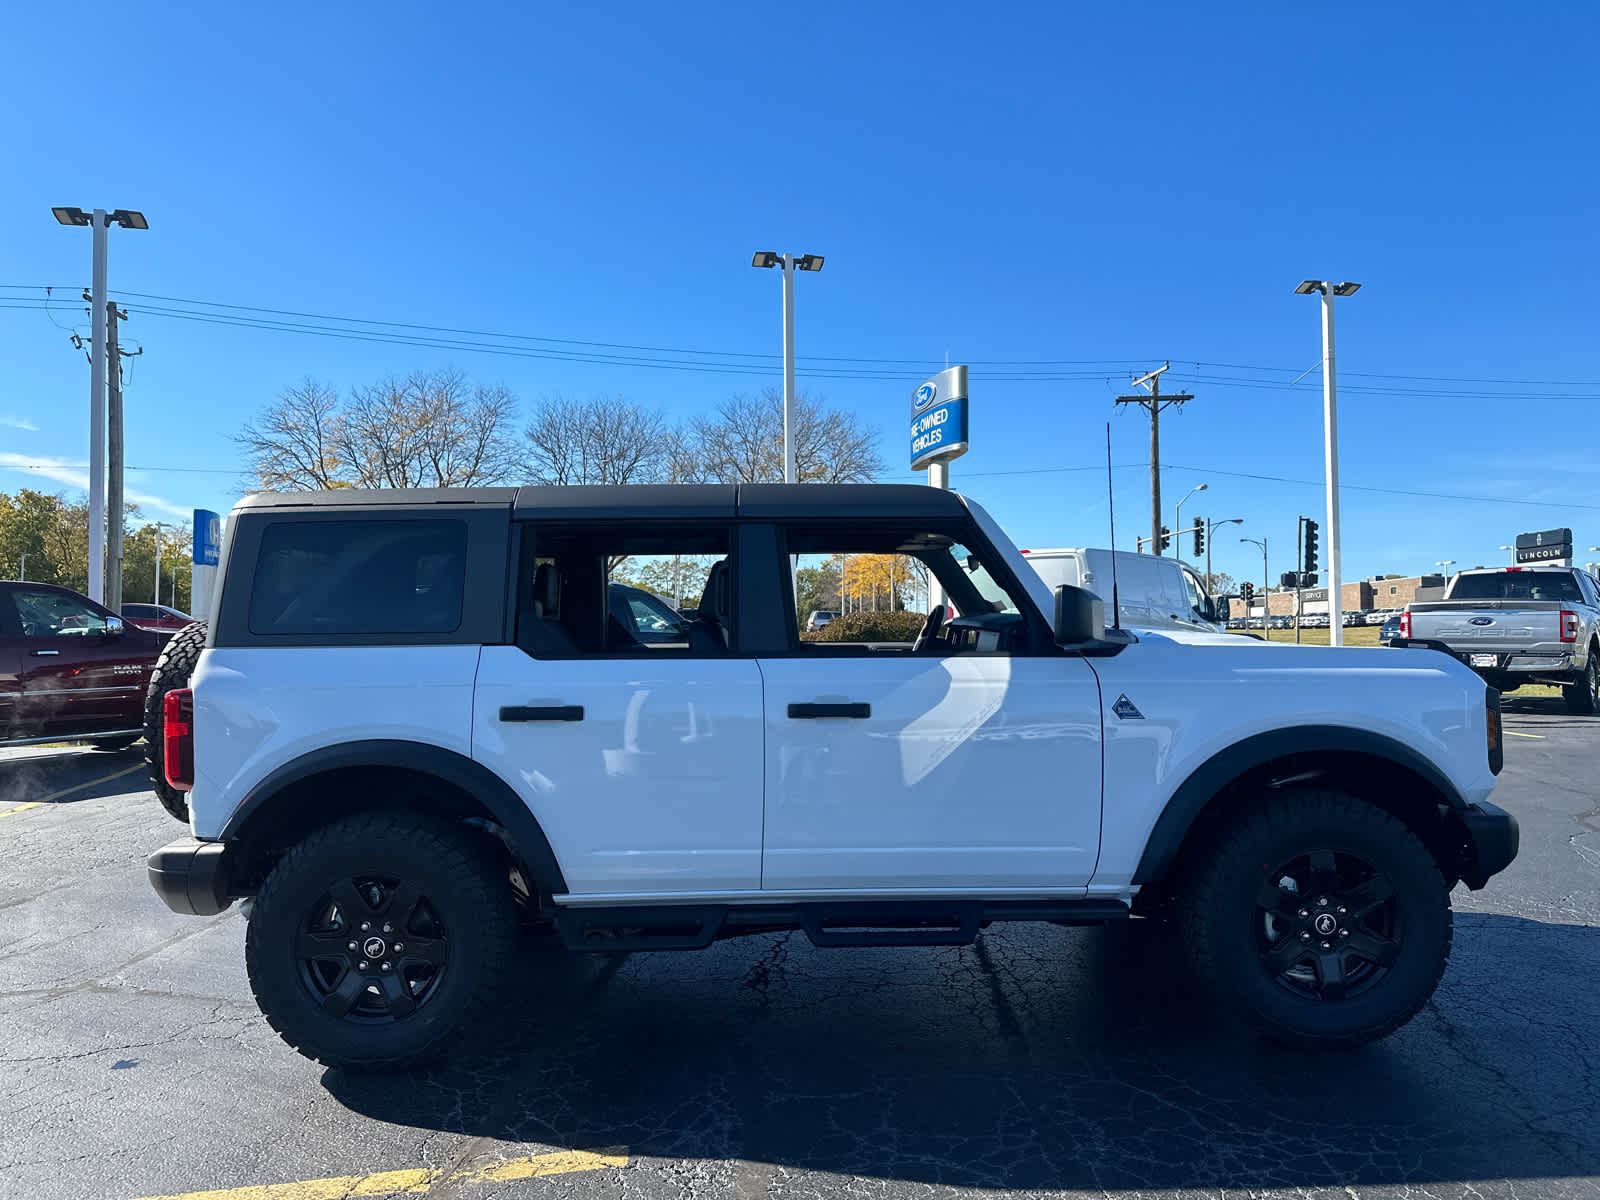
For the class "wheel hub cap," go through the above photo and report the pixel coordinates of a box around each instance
[361,936,388,960]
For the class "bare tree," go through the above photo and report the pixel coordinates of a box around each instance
[678,390,883,483]
[237,379,344,490]
[338,370,519,488]
[523,395,672,485]
[238,371,519,491]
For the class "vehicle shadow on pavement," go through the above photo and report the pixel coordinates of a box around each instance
[0,744,147,809]
[323,911,1599,1192]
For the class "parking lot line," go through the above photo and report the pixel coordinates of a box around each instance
[1505,731,1545,739]
[132,1147,630,1199]
[0,801,43,819]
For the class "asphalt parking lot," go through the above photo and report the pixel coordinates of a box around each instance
[2,698,1596,1200]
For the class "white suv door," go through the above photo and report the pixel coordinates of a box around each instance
[758,526,1103,893]
[473,524,764,899]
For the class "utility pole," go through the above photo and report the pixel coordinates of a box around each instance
[106,303,138,612]
[1115,363,1193,555]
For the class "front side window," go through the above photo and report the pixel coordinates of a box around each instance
[12,589,110,637]
[249,520,466,636]
[784,523,1037,655]
[1180,567,1205,615]
[516,523,731,658]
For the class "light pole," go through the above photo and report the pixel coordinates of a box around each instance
[1499,544,1514,563]
[1207,517,1243,590]
[1241,536,1269,635]
[18,552,26,581]
[53,206,147,603]
[1436,559,1456,580]
[1295,279,1360,645]
[153,522,170,606]
[752,250,824,484]
[1175,483,1207,547]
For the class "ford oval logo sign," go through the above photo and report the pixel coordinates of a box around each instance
[1469,617,1494,626]
[913,382,937,410]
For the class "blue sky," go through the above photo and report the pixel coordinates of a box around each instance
[2,2,1597,589]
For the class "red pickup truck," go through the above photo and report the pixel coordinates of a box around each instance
[0,581,167,748]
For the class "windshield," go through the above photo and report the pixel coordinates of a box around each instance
[1449,572,1583,603]
[949,542,1018,614]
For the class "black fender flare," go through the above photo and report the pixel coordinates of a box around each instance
[220,739,569,893]
[1131,725,1468,886]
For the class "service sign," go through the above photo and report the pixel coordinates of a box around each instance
[909,364,970,470]
[193,508,222,566]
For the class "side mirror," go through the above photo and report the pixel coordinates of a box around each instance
[101,616,125,638]
[1053,584,1104,645]
[1202,597,1217,622]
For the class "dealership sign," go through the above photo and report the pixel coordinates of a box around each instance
[909,365,970,471]
[1514,527,1572,565]
[193,509,222,566]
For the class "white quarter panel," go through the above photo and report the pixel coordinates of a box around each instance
[1087,634,1500,889]
[758,655,1103,890]
[188,646,482,839]
[473,646,765,895]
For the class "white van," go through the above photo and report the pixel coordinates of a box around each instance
[1020,547,1222,633]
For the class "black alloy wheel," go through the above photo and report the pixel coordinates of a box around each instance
[1254,849,1400,1002]
[296,874,450,1022]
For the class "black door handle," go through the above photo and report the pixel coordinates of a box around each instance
[499,705,584,722]
[788,702,871,719]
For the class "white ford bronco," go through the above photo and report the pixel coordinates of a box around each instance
[146,484,1517,1069]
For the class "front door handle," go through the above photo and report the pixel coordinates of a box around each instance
[788,702,871,719]
[31,649,61,657]
[499,705,584,722]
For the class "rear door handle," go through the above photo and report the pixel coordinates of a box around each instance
[499,705,584,722]
[788,702,871,719]
[31,649,61,657]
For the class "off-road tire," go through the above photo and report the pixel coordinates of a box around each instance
[245,812,518,1071]
[1178,789,1452,1049]
[1563,648,1599,715]
[143,621,208,822]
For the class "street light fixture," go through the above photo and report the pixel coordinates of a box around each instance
[53,204,148,603]
[1295,277,1362,645]
[1175,483,1207,542]
[1241,536,1269,635]
[1436,560,1456,579]
[751,249,825,484]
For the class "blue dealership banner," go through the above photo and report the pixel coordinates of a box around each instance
[909,364,970,470]
[193,509,222,566]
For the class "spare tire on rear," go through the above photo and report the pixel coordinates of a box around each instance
[145,621,208,823]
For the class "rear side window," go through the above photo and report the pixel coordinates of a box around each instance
[249,520,467,636]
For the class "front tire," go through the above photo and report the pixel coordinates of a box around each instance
[1179,790,1452,1049]
[1562,650,1599,715]
[245,813,517,1071]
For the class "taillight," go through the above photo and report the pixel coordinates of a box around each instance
[1560,611,1579,643]
[163,688,194,792]
[1485,687,1503,776]
[1399,611,1412,640]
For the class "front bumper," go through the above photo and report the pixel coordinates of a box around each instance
[148,837,234,916]
[1453,801,1520,890]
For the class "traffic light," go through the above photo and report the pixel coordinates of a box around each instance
[1303,519,1320,575]
[1240,581,1254,601]
[1158,525,1171,553]
[1193,519,1205,558]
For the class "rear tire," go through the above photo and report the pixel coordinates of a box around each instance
[1179,789,1452,1049]
[1562,650,1599,715]
[143,621,208,822]
[245,812,517,1071]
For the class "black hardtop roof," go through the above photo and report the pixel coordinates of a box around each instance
[234,483,971,521]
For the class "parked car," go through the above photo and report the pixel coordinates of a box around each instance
[122,602,195,635]
[608,582,688,644]
[148,483,1516,1070]
[1399,566,1600,712]
[1,580,164,747]
[1020,547,1220,633]
[1363,610,1393,627]
[805,609,840,632]
[1380,615,1402,644]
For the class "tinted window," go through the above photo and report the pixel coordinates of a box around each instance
[249,520,467,636]
[1448,571,1583,603]
[13,588,111,637]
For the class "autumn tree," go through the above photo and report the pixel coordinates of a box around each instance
[675,390,883,484]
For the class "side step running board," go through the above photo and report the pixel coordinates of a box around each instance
[552,898,1128,952]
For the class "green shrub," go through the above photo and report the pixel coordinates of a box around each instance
[806,610,925,643]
